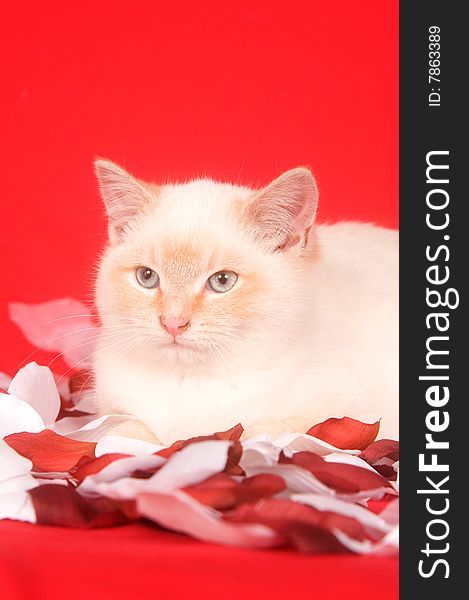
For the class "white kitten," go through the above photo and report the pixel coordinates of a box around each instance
[92,160,398,445]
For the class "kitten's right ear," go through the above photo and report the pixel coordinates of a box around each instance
[94,159,151,244]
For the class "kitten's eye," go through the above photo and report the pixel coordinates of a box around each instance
[135,266,160,289]
[206,271,238,293]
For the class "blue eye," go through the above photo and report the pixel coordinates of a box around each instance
[136,266,159,289]
[206,271,238,293]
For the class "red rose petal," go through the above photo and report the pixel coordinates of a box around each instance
[56,408,92,421]
[58,397,74,412]
[307,416,380,450]
[360,439,399,480]
[184,473,285,511]
[360,439,399,464]
[5,429,96,472]
[157,423,244,459]
[214,423,244,441]
[226,498,368,552]
[136,491,282,549]
[30,484,134,528]
[71,453,131,482]
[224,441,245,476]
[279,451,391,493]
[371,464,397,480]
[69,369,94,394]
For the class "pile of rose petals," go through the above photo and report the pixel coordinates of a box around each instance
[0,299,399,554]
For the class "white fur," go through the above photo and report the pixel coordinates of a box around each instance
[93,166,398,445]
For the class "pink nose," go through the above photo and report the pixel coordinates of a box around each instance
[159,316,190,337]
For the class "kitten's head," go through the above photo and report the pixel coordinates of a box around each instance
[94,160,319,371]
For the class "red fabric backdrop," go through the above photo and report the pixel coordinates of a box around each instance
[0,520,397,600]
[0,1,398,597]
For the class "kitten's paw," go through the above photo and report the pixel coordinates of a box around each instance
[242,418,303,439]
[104,419,162,444]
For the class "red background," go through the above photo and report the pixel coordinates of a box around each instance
[0,0,398,376]
[0,2,398,598]
[0,520,398,600]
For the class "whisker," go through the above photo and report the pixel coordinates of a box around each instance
[17,321,149,369]
[45,326,148,371]
[18,326,102,367]
[5,311,147,350]
[55,331,140,387]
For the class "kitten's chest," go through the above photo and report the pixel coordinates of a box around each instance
[98,361,291,443]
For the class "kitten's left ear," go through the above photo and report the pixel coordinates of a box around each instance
[244,167,318,251]
[94,159,152,244]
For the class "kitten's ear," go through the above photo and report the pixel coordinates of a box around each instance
[94,159,152,244]
[244,167,318,251]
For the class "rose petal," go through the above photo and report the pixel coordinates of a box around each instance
[53,414,102,436]
[333,524,399,555]
[215,423,244,441]
[59,414,137,442]
[68,369,94,394]
[0,491,36,523]
[307,417,380,450]
[240,437,281,470]
[151,440,232,491]
[0,444,37,514]
[157,424,243,459]
[323,453,392,491]
[224,441,244,476]
[29,484,132,528]
[279,451,391,494]
[360,439,399,462]
[4,429,96,472]
[359,440,400,481]
[35,478,69,487]
[244,463,332,496]
[95,435,163,457]
[0,443,38,498]
[136,490,281,548]
[0,392,45,437]
[78,441,231,501]
[273,432,360,456]
[392,461,400,491]
[372,525,399,555]
[324,452,381,473]
[226,498,368,552]
[0,473,38,495]
[78,454,166,498]
[184,473,285,510]
[0,372,12,392]
[378,498,399,527]
[71,453,131,482]
[0,439,33,482]
[291,493,391,539]
[273,453,393,503]
[9,298,98,368]
[8,362,60,427]
[0,442,38,509]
